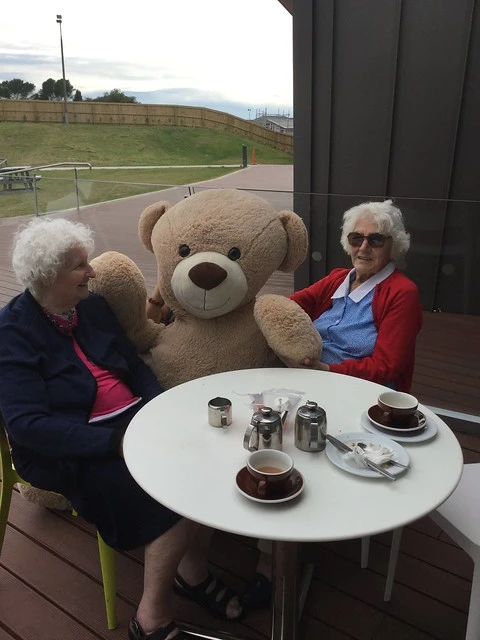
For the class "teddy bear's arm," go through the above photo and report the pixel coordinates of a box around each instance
[90,251,164,354]
[254,294,322,363]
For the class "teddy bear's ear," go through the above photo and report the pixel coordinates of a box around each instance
[277,210,309,272]
[138,201,171,253]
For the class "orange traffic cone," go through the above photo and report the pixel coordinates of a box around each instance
[251,148,257,165]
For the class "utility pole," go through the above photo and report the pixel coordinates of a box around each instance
[56,15,69,124]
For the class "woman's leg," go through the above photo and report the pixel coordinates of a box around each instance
[176,526,243,620]
[137,523,242,634]
[177,524,213,583]
[136,518,200,635]
[241,539,273,610]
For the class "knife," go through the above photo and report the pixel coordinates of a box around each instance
[326,434,397,481]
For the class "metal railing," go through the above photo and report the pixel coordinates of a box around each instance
[0,162,92,215]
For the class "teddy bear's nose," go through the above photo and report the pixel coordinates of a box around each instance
[189,262,227,290]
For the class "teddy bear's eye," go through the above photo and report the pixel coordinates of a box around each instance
[179,244,190,257]
[228,247,241,261]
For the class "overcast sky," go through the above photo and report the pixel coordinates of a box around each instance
[1,0,293,119]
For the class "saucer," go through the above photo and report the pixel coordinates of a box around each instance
[361,410,438,443]
[235,467,304,504]
[367,405,426,433]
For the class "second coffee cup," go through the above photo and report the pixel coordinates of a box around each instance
[246,449,293,497]
[377,391,418,426]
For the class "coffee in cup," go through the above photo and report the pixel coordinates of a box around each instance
[377,391,418,426]
[246,449,293,497]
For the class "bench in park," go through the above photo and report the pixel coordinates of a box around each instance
[0,167,42,191]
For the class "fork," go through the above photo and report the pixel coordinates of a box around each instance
[356,442,410,469]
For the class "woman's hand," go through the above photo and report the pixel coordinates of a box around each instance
[280,355,330,371]
[303,358,330,371]
[146,284,168,324]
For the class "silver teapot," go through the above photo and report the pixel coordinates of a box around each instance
[294,400,327,452]
[243,407,288,452]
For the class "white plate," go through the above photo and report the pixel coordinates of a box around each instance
[361,410,438,443]
[325,432,409,478]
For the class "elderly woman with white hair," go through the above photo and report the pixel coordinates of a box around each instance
[0,218,242,640]
[289,198,422,391]
[243,199,423,612]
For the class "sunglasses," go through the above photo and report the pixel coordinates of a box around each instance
[347,232,391,248]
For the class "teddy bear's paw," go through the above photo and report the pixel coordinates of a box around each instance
[16,484,73,511]
[254,294,322,363]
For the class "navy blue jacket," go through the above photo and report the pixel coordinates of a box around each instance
[0,290,162,470]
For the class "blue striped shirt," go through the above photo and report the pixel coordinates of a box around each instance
[313,262,395,366]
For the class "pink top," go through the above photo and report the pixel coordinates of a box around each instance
[73,339,141,422]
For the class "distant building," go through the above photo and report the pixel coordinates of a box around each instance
[265,116,294,135]
[253,111,294,135]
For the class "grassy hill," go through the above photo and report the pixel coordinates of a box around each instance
[0,122,292,167]
[0,122,292,218]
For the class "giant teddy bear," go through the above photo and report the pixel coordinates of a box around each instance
[89,188,322,386]
[19,188,321,509]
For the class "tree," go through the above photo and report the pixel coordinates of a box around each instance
[0,78,35,99]
[33,78,75,101]
[88,88,138,104]
[34,78,56,100]
[73,89,83,102]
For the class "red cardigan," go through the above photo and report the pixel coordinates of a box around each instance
[290,268,423,391]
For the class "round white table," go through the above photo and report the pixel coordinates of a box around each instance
[123,368,463,640]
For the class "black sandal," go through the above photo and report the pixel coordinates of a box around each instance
[128,618,190,640]
[241,572,272,610]
[173,572,243,621]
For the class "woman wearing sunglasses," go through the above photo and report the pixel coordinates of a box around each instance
[242,199,424,613]
[288,199,422,393]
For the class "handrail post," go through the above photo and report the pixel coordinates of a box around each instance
[33,173,39,216]
[74,167,80,212]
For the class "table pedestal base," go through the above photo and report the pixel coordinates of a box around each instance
[179,625,252,640]
[271,540,299,640]
[179,541,307,640]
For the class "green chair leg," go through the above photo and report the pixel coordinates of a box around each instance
[0,471,15,555]
[97,532,117,630]
[0,421,21,556]
[1,414,117,630]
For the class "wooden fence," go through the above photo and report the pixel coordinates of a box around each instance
[0,100,293,154]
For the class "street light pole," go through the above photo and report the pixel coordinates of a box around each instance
[56,14,69,124]
[248,108,251,120]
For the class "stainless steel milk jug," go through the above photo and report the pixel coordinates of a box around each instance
[294,400,327,452]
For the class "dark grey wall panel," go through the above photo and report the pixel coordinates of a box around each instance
[443,1,479,200]
[329,0,401,195]
[293,0,479,314]
[294,0,335,286]
[435,202,480,314]
[293,0,316,287]
[387,0,473,199]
